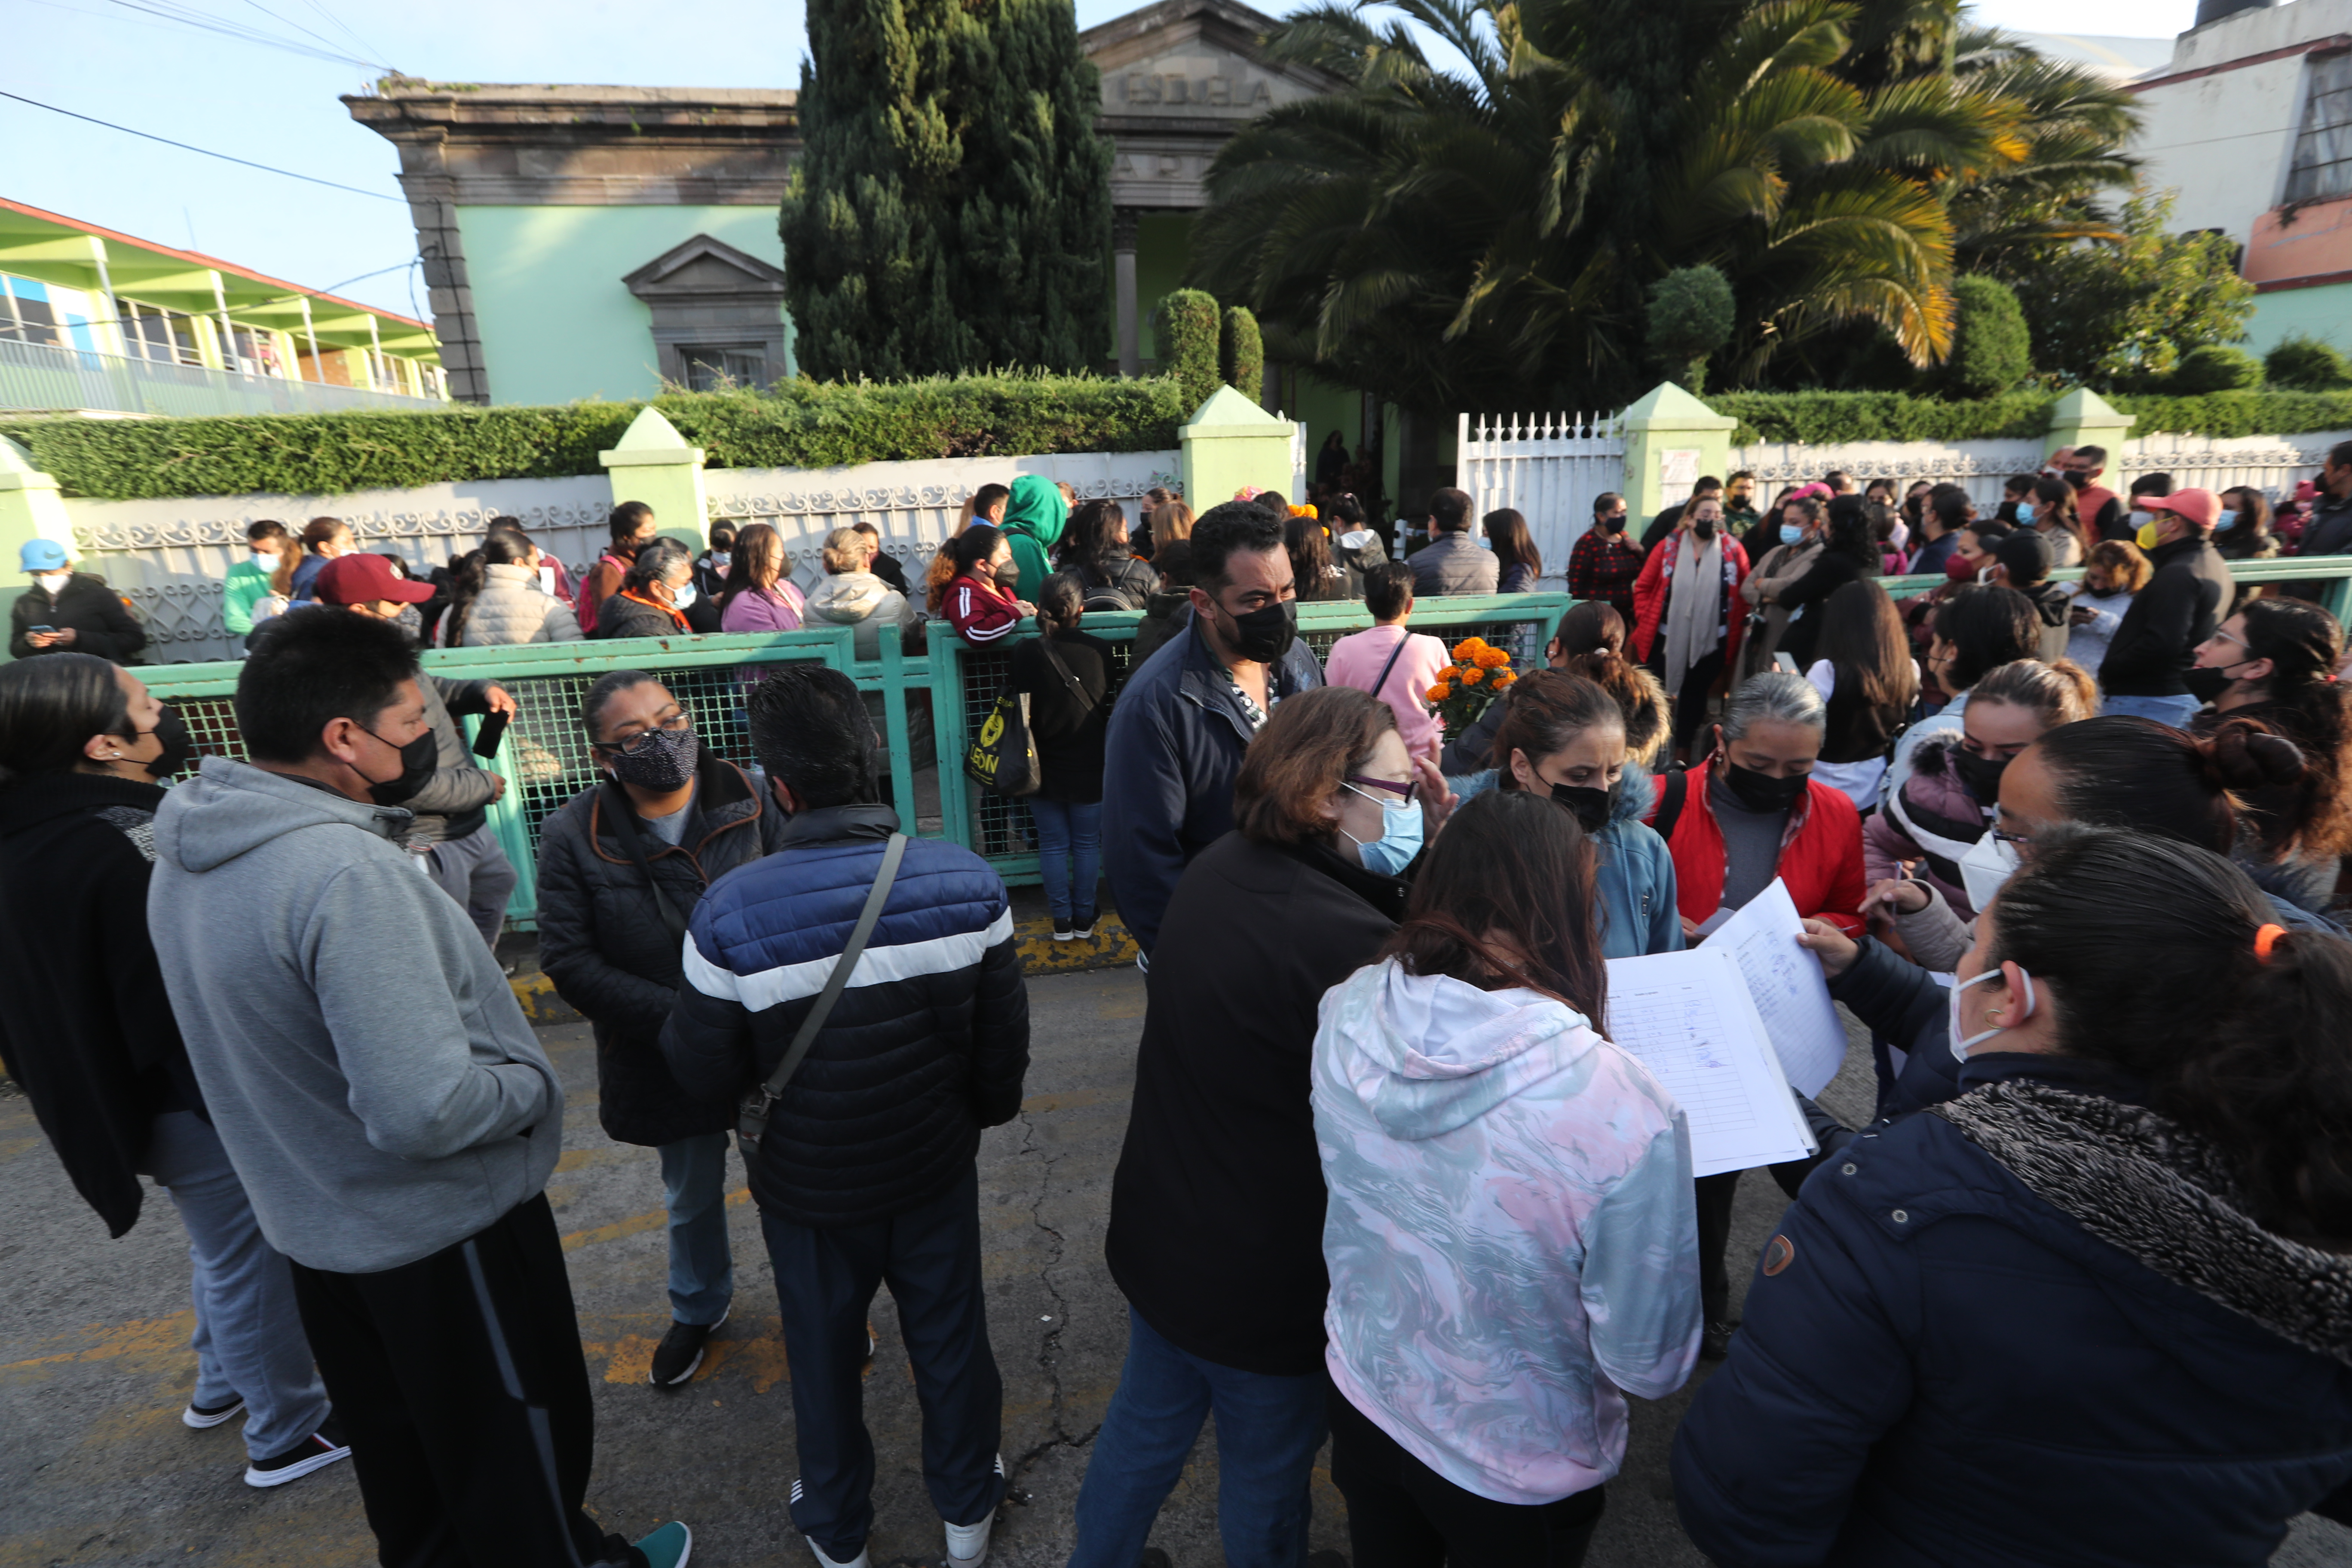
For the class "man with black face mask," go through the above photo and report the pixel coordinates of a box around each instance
[1102,500,1326,956]
[312,554,521,951]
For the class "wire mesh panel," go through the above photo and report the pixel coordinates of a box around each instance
[952,634,1147,862]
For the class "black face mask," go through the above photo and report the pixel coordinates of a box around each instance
[993,561,1023,590]
[616,537,646,561]
[360,725,440,805]
[2183,664,2242,704]
[1219,598,1298,665]
[1692,516,1718,541]
[138,703,195,781]
[1723,756,1807,813]
[1994,501,2022,526]
[1598,513,1628,535]
[1949,745,2009,802]
[1550,781,1612,833]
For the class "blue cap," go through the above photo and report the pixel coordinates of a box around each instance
[19,539,69,573]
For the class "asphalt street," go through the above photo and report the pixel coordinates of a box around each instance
[4,966,2348,1567]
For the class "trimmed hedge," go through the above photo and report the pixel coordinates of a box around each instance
[1715,388,2352,447]
[2,374,1192,501]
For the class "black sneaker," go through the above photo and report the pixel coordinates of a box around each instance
[244,1417,351,1488]
[650,1308,728,1387]
[1052,916,1073,942]
[1072,911,1097,940]
[183,1394,245,1430]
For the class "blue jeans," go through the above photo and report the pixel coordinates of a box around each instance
[2100,692,2202,728]
[144,1110,331,1460]
[1029,797,1102,922]
[658,1133,735,1327]
[1066,1306,1328,1568]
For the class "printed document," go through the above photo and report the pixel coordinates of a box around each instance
[1700,878,1848,1097]
[1603,947,1820,1177]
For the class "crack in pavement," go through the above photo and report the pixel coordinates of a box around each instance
[1008,1109,1100,1496]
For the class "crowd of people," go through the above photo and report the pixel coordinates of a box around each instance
[8,446,2352,1568]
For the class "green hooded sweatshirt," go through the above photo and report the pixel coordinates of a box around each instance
[1000,475,1069,603]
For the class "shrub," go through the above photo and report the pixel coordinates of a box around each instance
[2266,335,2352,391]
[1646,266,1735,393]
[1221,305,1265,404]
[1712,390,2052,444]
[2109,389,2352,439]
[1936,276,2033,398]
[2168,344,2264,395]
[0,374,1191,501]
[1155,289,1222,413]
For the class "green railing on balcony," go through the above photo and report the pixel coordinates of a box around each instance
[135,593,1576,928]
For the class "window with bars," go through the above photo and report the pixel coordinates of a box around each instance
[679,345,767,391]
[2287,52,2352,205]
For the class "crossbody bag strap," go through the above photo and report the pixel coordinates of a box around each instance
[1370,631,1413,710]
[1037,636,1097,716]
[737,833,909,1155]
[603,784,688,942]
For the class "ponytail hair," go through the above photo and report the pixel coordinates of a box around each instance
[1986,825,2352,1242]
[1552,600,1670,763]
[1378,789,1607,1024]
[0,652,129,784]
[441,528,533,647]
[2031,714,2302,854]
[2236,597,2352,858]
[1967,657,2098,730]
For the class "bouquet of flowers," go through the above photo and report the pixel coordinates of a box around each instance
[1426,636,1519,730]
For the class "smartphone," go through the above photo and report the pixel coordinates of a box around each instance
[29,625,52,635]
[471,711,510,759]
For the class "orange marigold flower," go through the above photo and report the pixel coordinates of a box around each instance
[1435,665,1464,682]
[1474,647,1511,669]
[1460,668,1485,686]
[1427,683,1453,702]
[1452,637,1486,660]
[1492,671,1517,687]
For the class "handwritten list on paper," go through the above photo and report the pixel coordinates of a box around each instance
[1602,948,1819,1178]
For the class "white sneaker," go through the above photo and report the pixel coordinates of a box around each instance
[944,1455,1006,1567]
[804,1535,869,1568]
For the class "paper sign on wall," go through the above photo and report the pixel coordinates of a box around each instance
[1659,447,1702,507]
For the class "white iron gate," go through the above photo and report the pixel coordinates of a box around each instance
[1456,411,1628,588]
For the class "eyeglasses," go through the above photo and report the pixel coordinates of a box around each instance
[2210,626,2252,653]
[1988,824,2035,849]
[1344,773,1419,805]
[591,711,691,756]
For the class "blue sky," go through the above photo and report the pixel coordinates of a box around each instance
[7,0,2198,321]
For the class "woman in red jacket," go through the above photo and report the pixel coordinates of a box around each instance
[1632,494,1751,765]
[936,524,1034,648]
[1642,668,1865,1360]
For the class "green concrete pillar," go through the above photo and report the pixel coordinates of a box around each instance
[2044,386,2136,466]
[599,406,710,549]
[1181,386,1294,510]
[0,438,78,665]
[1619,382,1739,522]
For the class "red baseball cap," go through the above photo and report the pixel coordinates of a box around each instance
[315,552,435,606]
[2141,488,2221,530]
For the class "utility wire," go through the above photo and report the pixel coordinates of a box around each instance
[104,0,386,68]
[0,91,405,204]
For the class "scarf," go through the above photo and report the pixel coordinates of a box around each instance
[618,588,688,631]
[1661,528,1724,695]
[1932,1081,2352,1366]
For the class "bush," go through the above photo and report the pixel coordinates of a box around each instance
[0,374,1192,501]
[2168,344,2264,395]
[1712,390,2052,444]
[1221,305,1265,404]
[2110,389,2352,439]
[1936,276,2033,398]
[1155,289,1222,413]
[2266,335,2352,390]
[1647,266,1734,393]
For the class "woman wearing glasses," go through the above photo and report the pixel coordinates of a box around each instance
[533,671,789,1388]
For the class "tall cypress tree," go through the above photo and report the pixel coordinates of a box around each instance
[780,0,1113,380]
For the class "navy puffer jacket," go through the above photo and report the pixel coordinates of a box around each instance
[660,802,1029,1226]
[1672,1055,2352,1567]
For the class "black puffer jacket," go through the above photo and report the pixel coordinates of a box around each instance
[535,753,789,1146]
[9,574,147,663]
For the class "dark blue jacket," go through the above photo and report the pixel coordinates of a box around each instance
[1672,1055,2352,1566]
[660,802,1029,1227]
[1100,616,1324,953]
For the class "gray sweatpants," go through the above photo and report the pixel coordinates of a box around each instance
[423,822,518,949]
[144,1110,331,1460]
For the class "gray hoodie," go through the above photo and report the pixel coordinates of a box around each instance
[147,756,562,1273]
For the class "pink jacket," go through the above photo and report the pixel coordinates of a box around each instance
[1325,624,1450,762]
[719,582,805,634]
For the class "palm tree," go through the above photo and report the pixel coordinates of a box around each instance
[1190,0,2137,409]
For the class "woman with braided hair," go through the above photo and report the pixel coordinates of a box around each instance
[1677,826,2352,1566]
[2189,597,2352,912]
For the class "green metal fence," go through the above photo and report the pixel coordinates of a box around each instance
[136,593,1576,928]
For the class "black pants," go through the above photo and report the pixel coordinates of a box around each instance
[287,1194,640,1568]
[1326,1378,1605,1568]
[1666,646,1728,763]
[758,1163,1004,1562]
[1696,1169,1743,1323]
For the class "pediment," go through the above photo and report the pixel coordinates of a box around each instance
[622,234,788,298]
[1083,0,1342,119]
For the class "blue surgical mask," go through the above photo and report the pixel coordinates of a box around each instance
[1475,535,1494,550]
[1339,782,1424,876]
[2214,509,2239,532]
[673,582,699,610]
[1779,524,1804,546]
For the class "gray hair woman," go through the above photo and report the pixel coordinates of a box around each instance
[805,525,918,661]
[1647,668,1864,1357]
[593,538,698,640]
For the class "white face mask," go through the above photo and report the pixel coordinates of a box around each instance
[672,582,698,610]
[1958,831,2019,910]
[252,550,277,567]
[538,565,559,596]
[1948,963,2035,1065]
[710,552,732,572]
[33,570,69,594]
